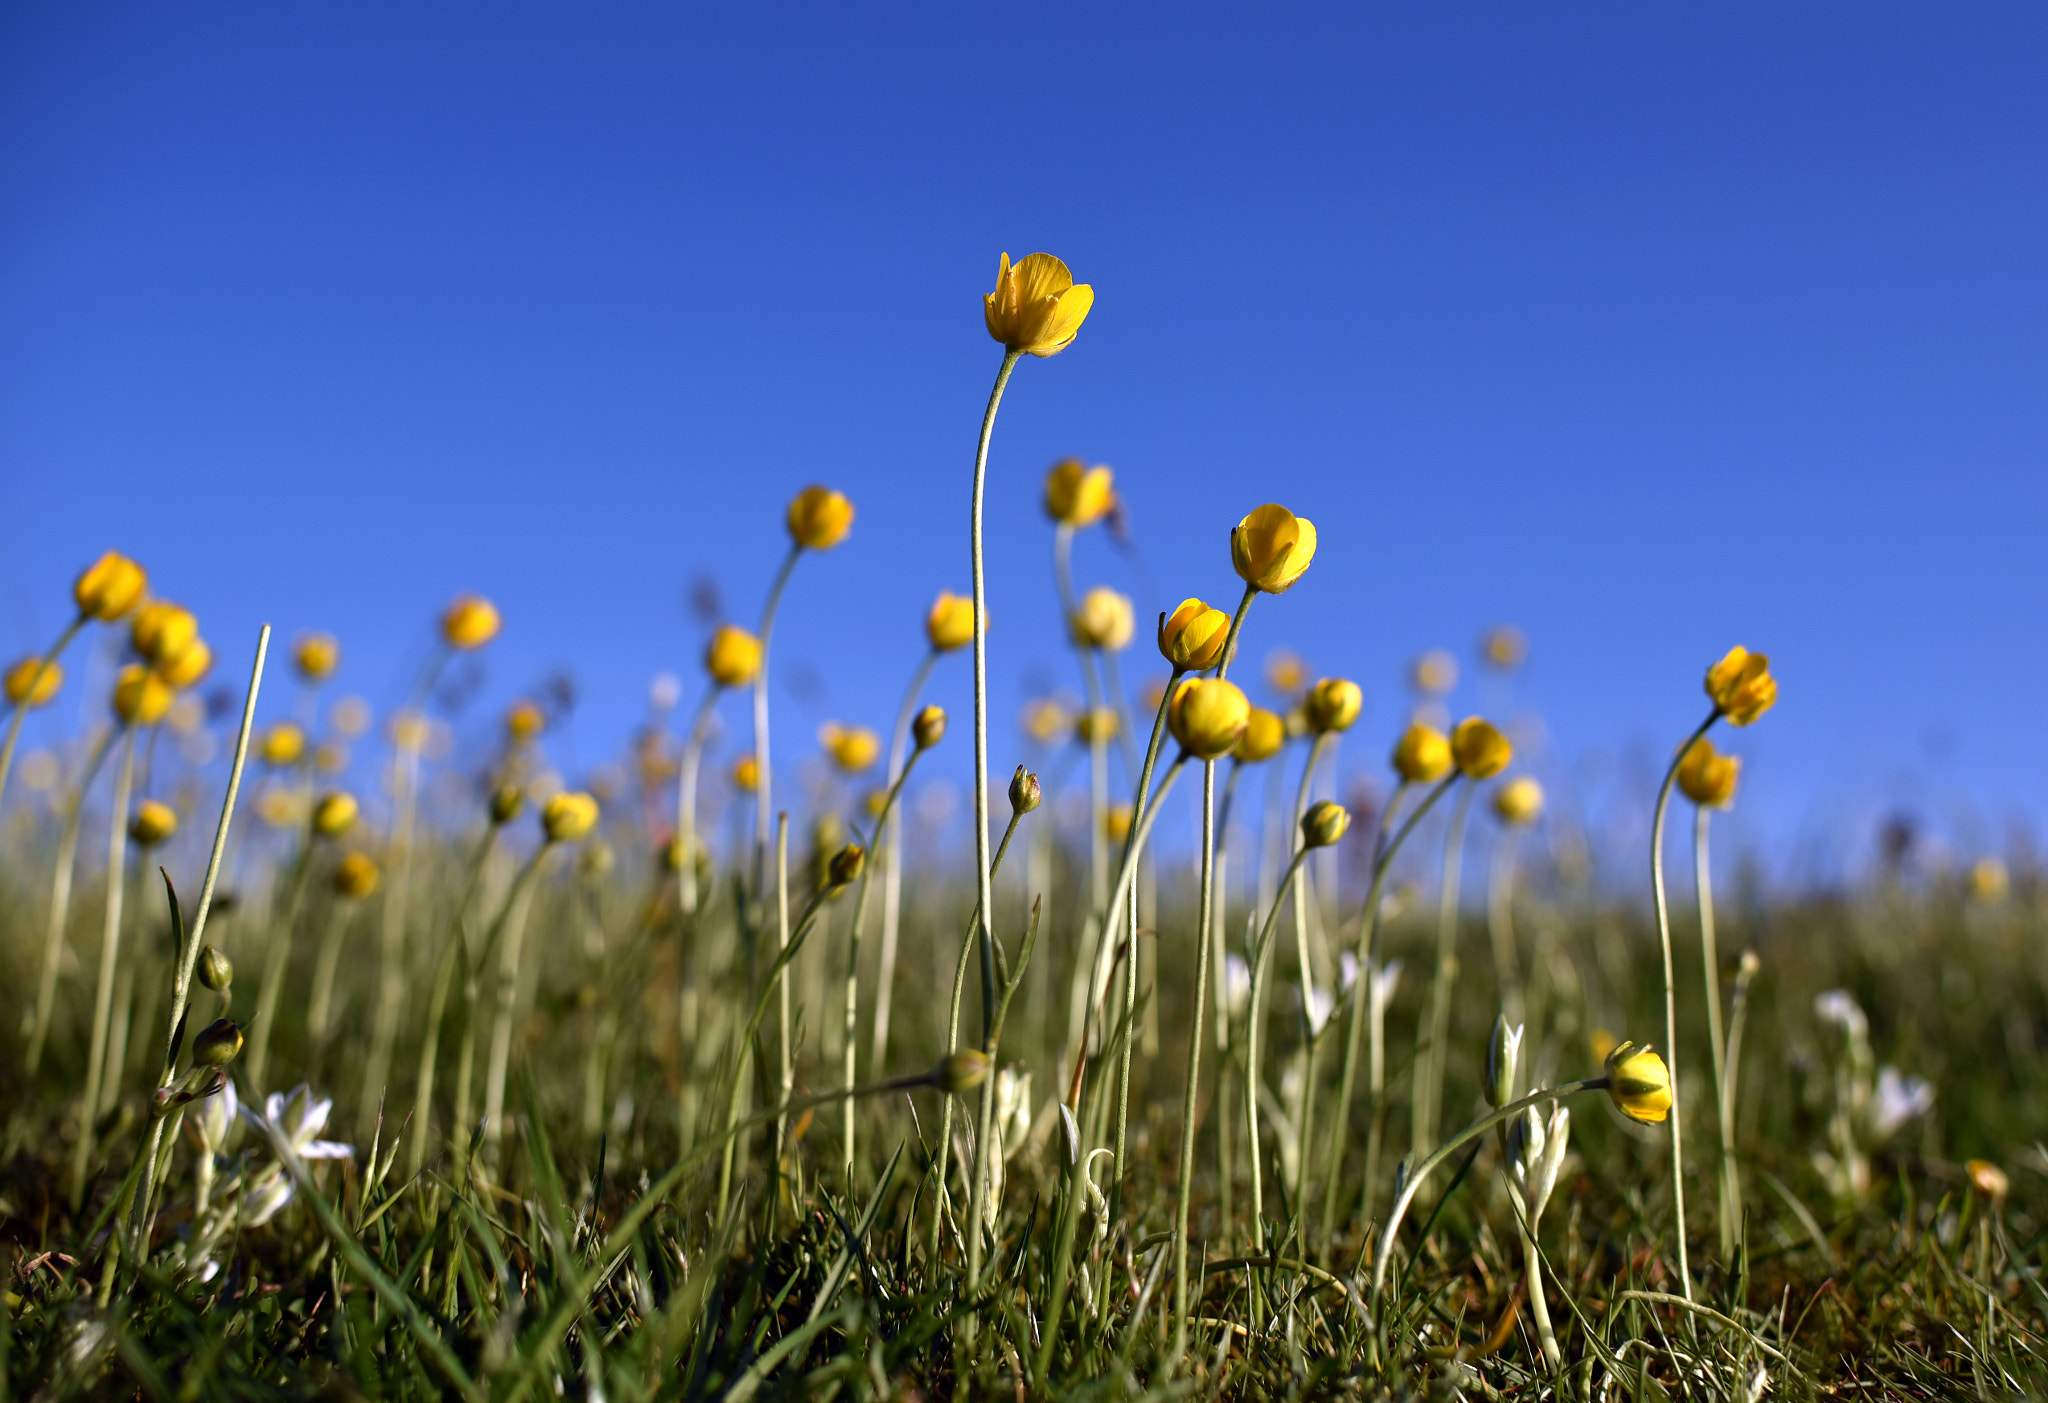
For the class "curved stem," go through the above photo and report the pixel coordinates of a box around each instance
[673,686,722,918]
[873,649,939,1074]
[1170,757,1217,1369]
[751,543,804,899]
[1214,584,1258,682]
[1414,782,1475,1156]
[0,612,84,827]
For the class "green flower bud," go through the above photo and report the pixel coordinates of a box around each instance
[192,1018,243,1067]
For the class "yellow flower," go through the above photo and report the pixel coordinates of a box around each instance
[1451,717,1512,780]
[1676,738,1740,809]
[259,722,307,767]
[542,791,600,844]
[1392,723,1452,784]
[1411,650,1458,695]
[157,638,212,691]
[1705,646,1776,726]
[112,664,174,726]
[1603,1041,1672,1124]
[74,551,148,622]
[1303,678,1362,734]
[1076,707,1119,744]
[1968,1159,2010,1202]
[1492,775,1543,826]
[334,851,380,899]
[984,252,1094,357]
[1044,459,1116,527]
[1169,677,1252,760]
[926,591,976,652]
[827,844,867,888]
[312,791,359,837]
[1231,505,1317,594]
[1071,587,1134,651]
[256,785,304,829]
[1588,1028,1620,1065]
[505,700,546,744]
[441,594,501,650]
[703,624,763,688]
[1480,625,1527,672]
[1233,706,1285,763]
[4,655,62,709]
[1104,803,1133,843]
[293,631,340,682]
[1157,598,1230,671]
[819,722,880,774]
[1301,799,1352,849]
[1265,648,1307,697]
[1969,857,2009,903]
[787,485,854,551]
[732,754,760,792]
[130,601,199,668]
[129,800,177,847]
[1021,697,1072,746]
[912,705,946,751]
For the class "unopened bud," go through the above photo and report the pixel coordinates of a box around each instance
[311,791,358,837]
[1009,766,1042,815]
[937,1048,992,1095]
[1485,1014,1523,1107]
[198,946,234,994]
[912,704,947,751]
[489,782,525,826]
[192,1018,243,1067]
[828,844,866,888]
[1301,799,1352,849]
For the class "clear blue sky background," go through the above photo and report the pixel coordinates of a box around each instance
[4,5,2044,881]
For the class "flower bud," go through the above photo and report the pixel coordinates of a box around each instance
[1233,707,1285,764]
[912,704,946,751]
[1411,650,1458,695]
[1603,1040,1673,1124]
[198,945,234,994]
[1392,723,1452,784]
[293,631,340,681]
[505,700,545,744]
[259,721,306,767]
[1492,776,1543,827]
[1968,1158,2010,1202]
[926,591,976,652]
[312,791,359,837]
[1231,505,1317,594]
[1044,459,1115,527]
[937,1047,992,1094]
[4,655,62,709]
[1705,646,1776,726]
[1523,1105,1570,1223]
[704,624,763,688]
[542,791,600,844]
[1071,587,1134,652]
[129,800,177,847]
[334,852,380,898]
[74,551,148,622]
[1008,766,1042,815]
[828,844,867,888]
[1485,1014,1523,1107]
[1104,804,1133,843]
[1301,799,1352,849]
[1168,677,1251,760]
[158,639,212,690]
[112,664,175,726]
[441,594,501,651]
[1075,708,1118,745]
[819,722,880,773]
[1676,738,1740,809]
[1157,598,1230,671]
[131,601,198,668]
[1451,717,1512,780]
[985,252,1094,357]
[191,1018,243,1067]
[1303,678,1362,734]
[787,485,854,551]
[732,755,760,792]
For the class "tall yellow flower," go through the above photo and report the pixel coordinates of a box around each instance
[505,700,546,744]
[1392,723,1452,783]
[112,665,174,726]
[1676,738,1740,809]
[4,656,62,709]
[819,722,881,774]
[312,791,359,837]
[926,591,976,652]
[334,852,381,898]
[705,624,764,688]
[1451,717,1512,779]
[1303,678,1362,734]
[131,601,199,668]
[542,791,600,844]
[1044,459,1116,527]
[1169,677,1251,760]
[1231,505,1317,594]
[1157,598,1230,670]
[129,800,177,847]
[984,252,1095,357]
[294,632,340,682]
[158,638,213,690]
[1233,706,1285,763]
[442,595,501,650]
[1705,646,1776,726]
[74,551,148,622]
[259,722,307,767]
[732,754,760,793]
[787,486,855,551]
[1604,1041,1673,1124]
[1492,775,1544,826]
[1072,587,1134,652]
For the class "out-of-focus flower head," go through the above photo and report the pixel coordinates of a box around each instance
[74,551,148,622]
[1492,775,1544,827]
[259,721,306,768]
[1104,803,1133,843]
[441,595,501,651]
[334,852,380,899]
[732,754,760,792]
[1301,799,1351,849]
[819,722,880,774]
[1231,505,1316,594]
[1072,587,1134,652]
[926,591,977,653]
[1265,649,1308,698]
[1969,857,2009,903]
[1705,646,1776,726]
[129,800,177,847]
[1392,723,1453,784]
[131,601,199,669]
[1044,459,1115,527]
[256,785,304,830]
[1169,677,1251,760]
[1677,738,1740,809]
[1303,678,1362,735]
[542,791,600,844]
[1451,717,1512,779]
[504,699,546,745]
[787,485,854,551]
[1075,707,1119,745]
[331,696,371,739]
[4,655,62,709]
[704,624,763,688]
[1411,650,1458,695]
[158,639,213,691]
[912,704,946,751]
[1233,706,1286,764]
[1480,625,1527,672]
[1021,696,1072,746]
[312,791,359,838]
[984,252,1094,357]
[112,664,175,726]
[293,632,340,682]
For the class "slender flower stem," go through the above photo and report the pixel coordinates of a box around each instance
[0,612,84,826]
[1245,846,1313,1236]
[1651,708,1721,1301]
[964,347,1021,1292]
[245,825,319,1091]
[673,685,722,918]
[363,726,422,1123]
[1414,782,1475,1156]
[772,815,792,1210]
[1488,826,1525,1028]
[1169,757,1217,1369]
[482,844,554,1168]
[408,826,500,1179]
[872,648,939,1074]
[69,726,138,1207]
[26,724,120,1076]
[1695,800,1738,1260]
[1214,760,1247,1235]
[1722,947,1760,1237]
[1214,584,1258,683]
[751,543,804,900]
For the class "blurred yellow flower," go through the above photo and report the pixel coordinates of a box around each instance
[1072,587,1134,651]
[1169,677,1252,760]
[74,551,147,622]
[1492,775,1544,826]
[1705,646,1776,726]
[819,722,880,773]
[1676,738,1740,809]
[703,623,763,688]
[1231,505,1317,594]
[1480,625,1527,672]
[441,595,501,651]
[112,664,174,726]
[158,639,212,691]
[787,485,854,551]
[1021,696,1072,746]
[1411,649,1458,695]
[733,754,760,792]
[506,700,546,744]
[129,800,177,847]
[4,655,62,709]
[1044,459,1116,527]
[1075,707,1119,745]
[293,631,340,682]
[1233,706,1285,763]
[1969,857,2009,903]
[984,252,1094,357]
[1451,717,1512,779]
[1157,598,1230,671]
[1303,678,1362,734]
[1968,1159,2010,1201]
[912,704,946,751]
[260,721,307,767]
[1265,648,1307,697]
[131,601,198,668]
[542,791,600,844]
[827,844,867,888]
[1392,723,1453,784]
[334,851,381,899]
[388,709,430,753]
[257,785,304,829]
[312,791,359,837]
[1104,803,1133,843]
[1589,1028,1620,1065]
[1301,799,1352,849]
[331,696,372,739]
[1603,1041,1672,1124]
[926,591,976,652]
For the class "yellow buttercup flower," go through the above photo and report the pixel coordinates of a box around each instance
[1044,459,1116,527]
[1157,598,1230,671]
[293,631,340,682]
[1022,697,1072,746]
[1603,1040,1673,1124]
[1676,738,1740,809]
[1301,799,1352,849]
[926,591,976,652]
[503,700,545,744]
[819,722,880,774]
[130,800,177,847]
[1169,677,1252,760]
[259,721,307,767]
[1231,505,1317,594]
[1480,625,1527,672]
[1392,723,1453,784]
[1265,649,1308,698]
[1075,707,1119,745]
[1411,650,1458,695]
[1492,775,1543,826]
[312,791,359,837]
[334,851,381,899]
[1233,706,1285,763]
[441,594,501,650]
[158,638,212,691]
[74,551,148,622]
[1969,857,2009,903]
[131,601,199,668]
[1104,803,1133,843]
[704,624,763,688]
[1303,678,1362,735]
[5,655,62,709]
[787,485,854,551]
[542,791,600,844]
[1705,646,1776,726]
[1451,717,1512,780]
[732,754,760,792]
[1072,587,1134,652]
[984,252,1094,357]
[827,844,867,888]
[112,664,174,726]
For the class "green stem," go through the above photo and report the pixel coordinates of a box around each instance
[70,726,138,1208]
[873,648,939,1073]
[1245,846,1313,1236]
[1169,757,1218,1370]
[1214,584,1258,682]
[0,612,84,827]
[751,542,804,900]
[673,685,721,918]
[26,724,120,1077]
[408,826,500,1180]
[1414,782,1475,1156]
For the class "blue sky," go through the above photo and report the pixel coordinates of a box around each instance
[3,5,2044,880]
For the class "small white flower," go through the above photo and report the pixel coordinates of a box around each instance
[241,1084,354,1161]
[1814,989,1868,1043]
[994,1068,1032,1162]
[1338,951,1359,994]
[241,1174,295,1228]
[1372,959,1404,1013]
[1868,1065,1933,1142]
[1222,954,1252,1021]
[1301,983,1334,1036]
[194,1078,240,1152]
